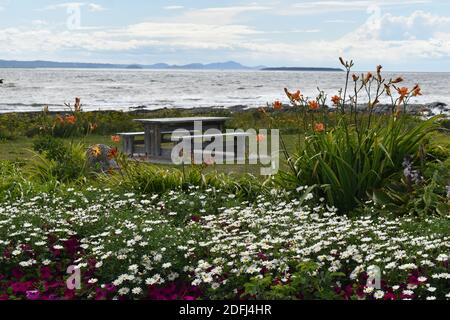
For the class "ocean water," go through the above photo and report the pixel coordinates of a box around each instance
[0,68,449,113]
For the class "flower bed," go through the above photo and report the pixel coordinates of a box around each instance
[0,187,448,300]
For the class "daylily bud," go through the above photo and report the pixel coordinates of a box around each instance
[376,65,382,81]
[384,84,392,96]
[363,72,372,84]
[392,77,404,84]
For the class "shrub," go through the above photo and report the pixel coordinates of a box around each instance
[270,58,442,213]
[28,136,88,183]
[278,116,439,212]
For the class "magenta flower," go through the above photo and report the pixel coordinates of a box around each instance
[40,266,53,280]
[26,290,41,300]
[11,281,33,294]
[11,268,24,280]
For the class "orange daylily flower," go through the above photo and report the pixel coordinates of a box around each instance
[285,88,302,102]
[412,84,422,97]
[65,115,77,124]
[308,100,319,110]
[91,145,102,158]
[108,147,119,160]
[273,100,283,110]
[397,87,409,98]
[111,135,121,143]
[331,95,340,106]
[314,123,325,133]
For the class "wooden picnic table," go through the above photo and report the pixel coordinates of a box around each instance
[134,117,230,159]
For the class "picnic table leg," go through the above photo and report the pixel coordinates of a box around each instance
[151,124,162,157]
[144,125,152,157]
[123,136,134,156]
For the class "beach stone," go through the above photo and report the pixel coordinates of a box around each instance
[87,144,120,173]
[427,102,447,109]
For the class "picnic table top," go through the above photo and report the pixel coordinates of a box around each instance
[134,117,230,124]
[175,132,253,139]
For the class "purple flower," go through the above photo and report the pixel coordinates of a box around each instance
[402,156,423,184]
[26,290,41,300]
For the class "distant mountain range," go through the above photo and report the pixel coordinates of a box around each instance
[0,59,342,71]
[262,67,343,72]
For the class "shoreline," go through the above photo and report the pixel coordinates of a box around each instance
[0,101,449,117]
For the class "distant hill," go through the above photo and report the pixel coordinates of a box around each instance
[0,59,342,71]
[0,59,263,70]
[0,60,127,69]
[262,67,344,72]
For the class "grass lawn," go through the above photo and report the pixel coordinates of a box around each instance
[0,132,307,176]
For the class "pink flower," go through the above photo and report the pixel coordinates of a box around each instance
[11,281,33,294]
[95,288,107,300]
[64,236,81,256]
[184,296,196,301]
[408,275,419,286]
[40,266,52,280]
[384,292,396,300]
[64,289,76,300]
[26,290,41,300]
[11,268,24,280]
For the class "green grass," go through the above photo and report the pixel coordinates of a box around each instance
[0,135,116,161]
[0,110,449,182]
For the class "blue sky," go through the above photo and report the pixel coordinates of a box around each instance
[0,0,450,71]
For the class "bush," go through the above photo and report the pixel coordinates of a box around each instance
[270,58,443,213]
[28,136,88,183]
[278,116,439,212]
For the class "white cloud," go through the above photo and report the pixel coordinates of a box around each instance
[164,5,185,10]
[280,0,432,15]
[41,2,105,12]
[238,10,450,66]
[179,5,272,24]
[1,8,450,70]
[87,3,105,12]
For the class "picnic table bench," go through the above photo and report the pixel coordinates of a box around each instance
[132,117,230,160]
[173,132,253,162]
[117,117,232,161]
[118,130,200,156]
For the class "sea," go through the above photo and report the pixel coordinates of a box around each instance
[0,68,449,114]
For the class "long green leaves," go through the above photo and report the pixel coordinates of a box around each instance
[277,115,440,212]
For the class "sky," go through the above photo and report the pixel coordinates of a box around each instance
[0,0,450,71]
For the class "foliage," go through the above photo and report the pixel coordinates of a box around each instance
[373,161,449,217]
[107,155,268,201]
[243,262,343,300]
[279,116,440,212]
[27,136,88,183]
[270,58,444,213]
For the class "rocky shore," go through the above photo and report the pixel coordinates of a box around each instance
[2,101,449,118]
[127,101,450,117]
